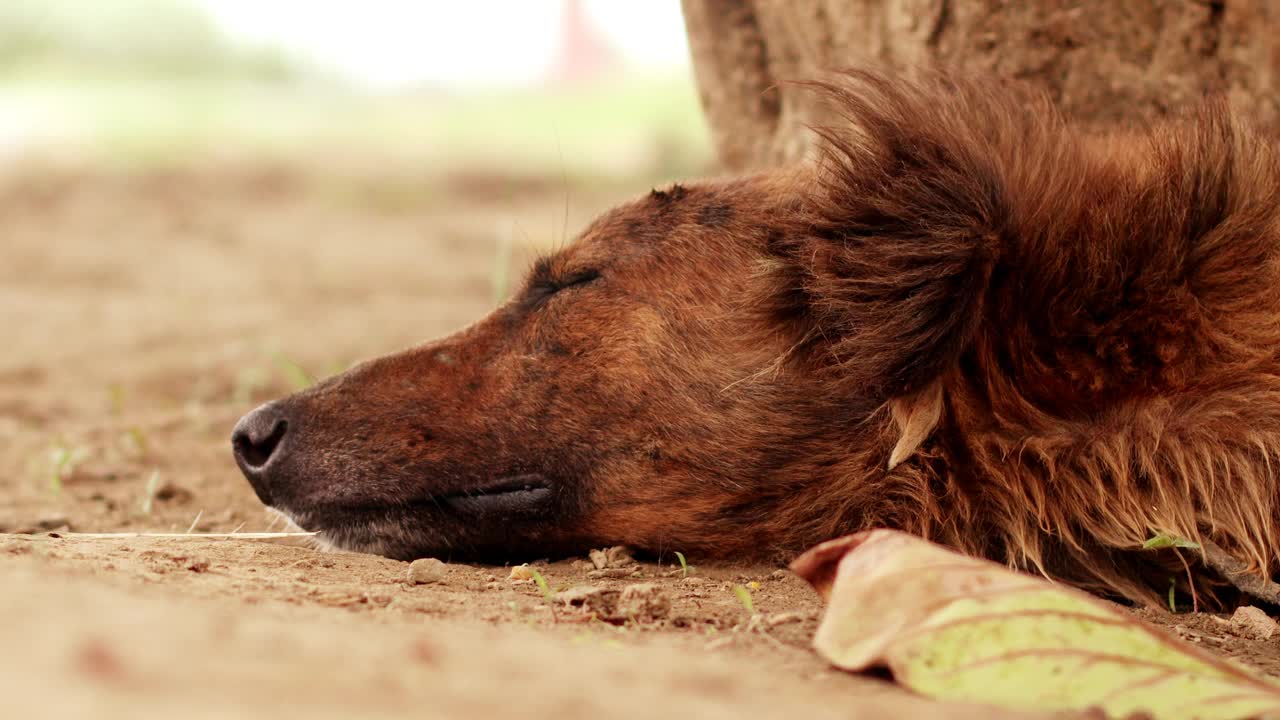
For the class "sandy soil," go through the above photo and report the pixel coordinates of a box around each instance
[2,165,1275,719]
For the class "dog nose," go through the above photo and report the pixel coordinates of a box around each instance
[231,401,290,505]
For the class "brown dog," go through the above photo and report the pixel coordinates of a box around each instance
[232,71,1280,604]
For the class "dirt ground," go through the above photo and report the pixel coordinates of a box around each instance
[2,164,1277,719]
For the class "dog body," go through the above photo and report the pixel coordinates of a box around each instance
[233,72,1280,603]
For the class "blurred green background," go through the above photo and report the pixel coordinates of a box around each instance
[0,0,712,180]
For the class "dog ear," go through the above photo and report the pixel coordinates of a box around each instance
[887,382,943,469]
[782,70,1048,405]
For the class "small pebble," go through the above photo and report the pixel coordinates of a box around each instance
[1230,606,1278,640]
[604,546,635,567]
[588,549,609,570]
[588,546,635,570]
[407,558,448,585]
[617,583,670,621]
[558,585,621,617]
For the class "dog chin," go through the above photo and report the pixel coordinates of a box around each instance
[266,504,431,559]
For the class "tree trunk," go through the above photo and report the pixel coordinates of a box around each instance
[681,0,1280,171]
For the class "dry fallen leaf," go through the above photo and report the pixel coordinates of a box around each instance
[791,530,1280,720]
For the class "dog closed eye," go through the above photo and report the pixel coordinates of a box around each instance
[521,266,601,309]
[549,269,600,292]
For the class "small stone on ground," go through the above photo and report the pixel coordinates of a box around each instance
[589,546,635,570]
[1230,606,1278,640]
[408,558,448,585]
[617,583,670,622]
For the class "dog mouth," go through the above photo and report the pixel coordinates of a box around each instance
[261,472,561,560]
[438,473,553,515]
[274,472,555,530]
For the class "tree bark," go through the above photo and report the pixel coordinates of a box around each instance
[681,0,1280,170]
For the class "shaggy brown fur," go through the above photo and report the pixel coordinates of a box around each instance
[232,70,1280,606]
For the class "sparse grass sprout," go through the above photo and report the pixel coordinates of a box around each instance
[138,469,161,515]
[675,551,690,578]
